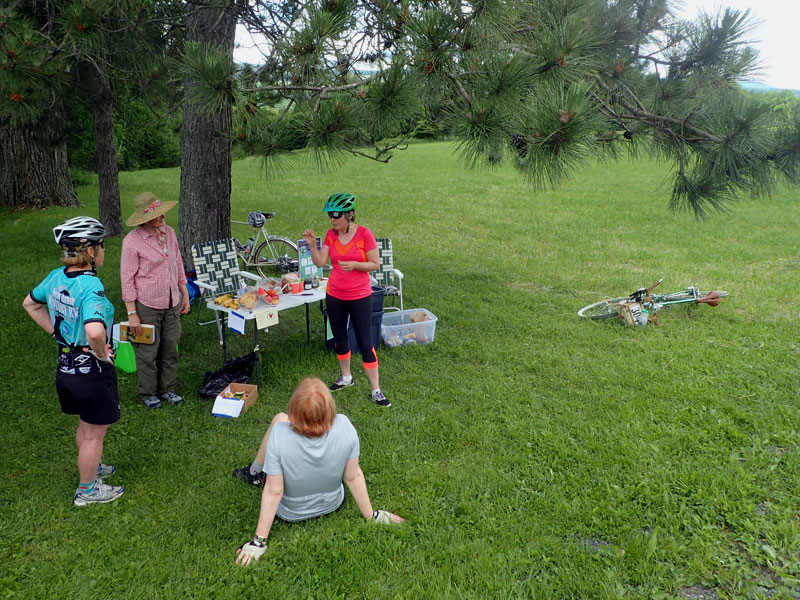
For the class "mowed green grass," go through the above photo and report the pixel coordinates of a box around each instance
[1,141,798,599]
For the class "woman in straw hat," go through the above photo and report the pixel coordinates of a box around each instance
[120,192,190,409]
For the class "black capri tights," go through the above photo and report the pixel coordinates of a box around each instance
[326,294,377,365]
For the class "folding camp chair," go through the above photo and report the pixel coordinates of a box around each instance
[374,238,404,312]
[191,239,259,328]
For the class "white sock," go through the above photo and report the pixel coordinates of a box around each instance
[249,462,263,476]
[341,375,352,383]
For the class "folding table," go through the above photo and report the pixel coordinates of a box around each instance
[206,286,326,385]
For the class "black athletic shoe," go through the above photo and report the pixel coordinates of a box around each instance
[371,390,391,407]
[329,376,354,392]
[233,465,265,486]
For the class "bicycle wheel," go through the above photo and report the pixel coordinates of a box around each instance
[577,297,628,320]
[252,237,299,278]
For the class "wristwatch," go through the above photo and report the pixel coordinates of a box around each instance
[128,310,137,316]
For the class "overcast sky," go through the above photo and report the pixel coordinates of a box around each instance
[677,0,800,90]
[235,0,800,90]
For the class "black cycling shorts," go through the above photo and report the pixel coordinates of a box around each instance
[56,363,121,425]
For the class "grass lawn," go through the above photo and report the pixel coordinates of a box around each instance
[1,141,798,599]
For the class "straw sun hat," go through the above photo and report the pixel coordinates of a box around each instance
[126,192,177,227]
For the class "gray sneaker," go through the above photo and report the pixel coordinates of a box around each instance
[96,463,115,479]
[74,481,125,506]
[371,390,391,408]
[142,395,162,409]
[161,391,184,405]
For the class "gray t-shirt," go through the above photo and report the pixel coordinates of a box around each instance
[265,413,360,521]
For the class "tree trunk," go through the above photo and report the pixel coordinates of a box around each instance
[178,0,239,266]
[86,62,123,237]
[0,112,78,209]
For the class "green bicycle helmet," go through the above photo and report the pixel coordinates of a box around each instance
[323,193,356,213]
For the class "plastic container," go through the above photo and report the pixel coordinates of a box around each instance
[368,285,385,312]
[381,309,438,348]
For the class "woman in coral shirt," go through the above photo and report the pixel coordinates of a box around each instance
[303,193,390,407]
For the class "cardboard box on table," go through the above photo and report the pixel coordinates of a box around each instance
[212,383,258,418]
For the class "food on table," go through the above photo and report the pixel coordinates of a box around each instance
[239,290,259,309]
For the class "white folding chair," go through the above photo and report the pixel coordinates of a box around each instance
[374,237,404,312]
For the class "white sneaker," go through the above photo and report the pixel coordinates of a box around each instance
[74,481,125,506]
[96,463,115,479]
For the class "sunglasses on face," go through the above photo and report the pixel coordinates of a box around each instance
[329,211,345,219]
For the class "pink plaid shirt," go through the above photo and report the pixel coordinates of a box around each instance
[121,225,187,309]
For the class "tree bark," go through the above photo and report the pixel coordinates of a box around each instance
[178,0,239,266]
[0,112,79,210]
[86,61,123,237]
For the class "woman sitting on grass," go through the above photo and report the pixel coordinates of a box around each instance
[233,377,403,566]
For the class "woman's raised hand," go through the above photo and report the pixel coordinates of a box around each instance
[302,228,315,243]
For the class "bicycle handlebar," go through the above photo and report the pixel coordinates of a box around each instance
[647,278,664,294]
[695,291,722,306]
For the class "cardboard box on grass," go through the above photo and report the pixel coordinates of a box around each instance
[212,383,258,418]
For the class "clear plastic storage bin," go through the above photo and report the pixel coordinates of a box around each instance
[381,309,437,348]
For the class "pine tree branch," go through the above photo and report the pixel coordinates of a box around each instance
[449,74,472,107]
[240,73,380,94]
[270,98,295,128]
[349,134,411,163]
[595,76,721,143]
[349,149,391,163]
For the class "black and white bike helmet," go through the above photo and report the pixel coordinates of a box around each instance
[247,211,267,228]
[53,216,106,255]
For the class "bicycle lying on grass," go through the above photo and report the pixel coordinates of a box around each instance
[232,211,299,278]
[577,278,728,326]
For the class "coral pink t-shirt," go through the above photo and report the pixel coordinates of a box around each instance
[324,225,377,301]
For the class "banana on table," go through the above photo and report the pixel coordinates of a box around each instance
[213,294,239,309]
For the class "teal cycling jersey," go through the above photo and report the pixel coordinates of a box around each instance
[30,267,114,349]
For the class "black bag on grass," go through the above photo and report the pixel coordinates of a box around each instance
[198,352,256,398]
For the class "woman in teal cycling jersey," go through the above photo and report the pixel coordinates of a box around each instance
[22,217,125,507]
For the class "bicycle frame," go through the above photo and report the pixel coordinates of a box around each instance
[636,279,722,311]
[231,218,268,269]
[231,212,299,277]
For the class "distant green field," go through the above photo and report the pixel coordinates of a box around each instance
[1,141,798,599]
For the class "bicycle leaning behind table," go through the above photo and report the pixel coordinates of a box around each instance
[577,278,729,326]
[232,211,299,278]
